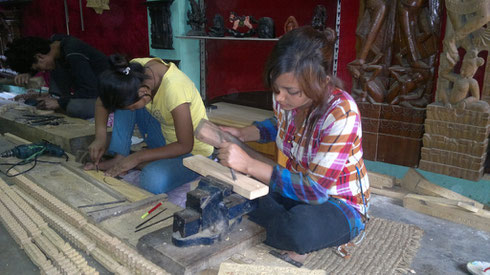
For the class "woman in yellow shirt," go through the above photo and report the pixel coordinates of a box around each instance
[85,54,213,193]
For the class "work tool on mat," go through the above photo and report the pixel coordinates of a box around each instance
[1,140,67,159]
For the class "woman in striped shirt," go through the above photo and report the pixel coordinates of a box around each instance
[218,26,370,264]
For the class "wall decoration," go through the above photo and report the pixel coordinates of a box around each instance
[146,0,174,49]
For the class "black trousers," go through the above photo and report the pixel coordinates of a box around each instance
[248,192,352,254]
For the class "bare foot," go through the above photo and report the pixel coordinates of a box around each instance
[83,154,124,171]
[282,250,308,264]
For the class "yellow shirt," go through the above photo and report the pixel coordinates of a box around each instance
[131,58,213,157]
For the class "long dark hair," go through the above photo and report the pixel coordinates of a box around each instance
[264,26,343,148]
[98,54,149,112]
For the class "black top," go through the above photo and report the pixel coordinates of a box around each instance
[49,34,109,110]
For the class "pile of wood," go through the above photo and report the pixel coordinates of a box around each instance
[369,169,490,232]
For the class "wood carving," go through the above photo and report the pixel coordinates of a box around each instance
[420,0,490,181]
[349,0,441,107]
[146,0,175,49]
[348,0,442,167]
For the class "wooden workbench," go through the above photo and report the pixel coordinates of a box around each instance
[0,102,101,156]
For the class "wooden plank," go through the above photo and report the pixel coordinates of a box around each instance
[183,155,269,200]
[368,172,396,189]
[404,194,479,213]
[207,102,273,128]
[218,262,326,275]
[401,168,483,209]
[137,218,265,275]
[3,132,32,144]
[371,187,408,200]
[61,163,127,201]
[403,194,490,232]
[83,170,153,202]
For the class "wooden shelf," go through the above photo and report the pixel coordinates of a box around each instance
[176,35,279,41]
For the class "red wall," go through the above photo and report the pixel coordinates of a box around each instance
[19,0,148,59]
[204,1,343,100]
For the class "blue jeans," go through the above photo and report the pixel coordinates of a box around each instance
[108,108,199,194]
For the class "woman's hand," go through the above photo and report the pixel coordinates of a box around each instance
[105,154,140,178]
[217,142,252,174]
[88,137,107,165]
[219,126,244,141]
[37,98,60,110]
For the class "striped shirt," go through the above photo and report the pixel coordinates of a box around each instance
[254,89,370,215]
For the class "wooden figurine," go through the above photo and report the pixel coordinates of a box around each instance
[186,0,206,36]
[208,14,225,37]
[311,5,327,32]
[227,12,257,38]
[257,17,275,38]
[283,16,299,35]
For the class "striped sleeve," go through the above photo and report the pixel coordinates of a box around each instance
[252,117,278,143]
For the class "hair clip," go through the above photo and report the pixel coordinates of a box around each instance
[122,67,130,75]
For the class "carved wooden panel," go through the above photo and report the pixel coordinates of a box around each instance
[146,0,174,49]
[358,102,425,167]
[349,0,442,108]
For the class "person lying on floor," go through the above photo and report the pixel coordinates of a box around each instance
[84,54,213,194]
[216,26,371,264]
[4,34,109,119]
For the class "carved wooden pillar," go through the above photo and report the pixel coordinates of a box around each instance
[145,0,174,49]
[420,0,490,181]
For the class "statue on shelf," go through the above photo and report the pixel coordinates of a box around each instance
[438,48,489,112]
[311,5,327,32]
[257,17,275,38]
[186,0,206,36]
[208,14,225,37]
[283,16,299,35]
[227,12,257,38]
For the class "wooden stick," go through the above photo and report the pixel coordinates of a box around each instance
[184,155,269,199]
